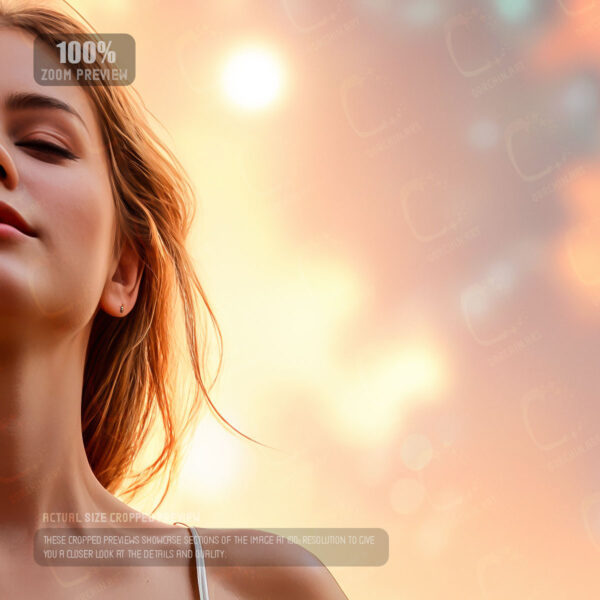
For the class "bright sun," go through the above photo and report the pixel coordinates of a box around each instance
[221,45,285,110]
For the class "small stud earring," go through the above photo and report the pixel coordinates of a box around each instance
[119,304,124,314]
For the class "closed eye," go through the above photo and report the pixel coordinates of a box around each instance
[15,139,79,161]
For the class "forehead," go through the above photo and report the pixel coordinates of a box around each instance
[0,27,100,135]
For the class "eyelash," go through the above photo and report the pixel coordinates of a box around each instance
[15,140,79,161]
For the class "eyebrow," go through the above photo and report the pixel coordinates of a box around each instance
[5,91,89,133]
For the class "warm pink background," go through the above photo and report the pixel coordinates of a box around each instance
[71,1,600,598]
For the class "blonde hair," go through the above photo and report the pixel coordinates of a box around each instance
[0,0,268,512]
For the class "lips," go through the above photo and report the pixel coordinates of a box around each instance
[0,201,37,237]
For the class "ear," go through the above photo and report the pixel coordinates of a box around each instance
[98,239,143,317]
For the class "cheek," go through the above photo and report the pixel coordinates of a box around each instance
[23,163,116,323]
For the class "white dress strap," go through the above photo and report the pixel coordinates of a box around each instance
[173,522,210,600]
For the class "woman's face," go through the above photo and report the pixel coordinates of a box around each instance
[0,28,125,339]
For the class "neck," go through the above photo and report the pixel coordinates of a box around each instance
[0,328,112,536]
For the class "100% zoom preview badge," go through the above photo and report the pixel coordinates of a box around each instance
[33,34,135,86]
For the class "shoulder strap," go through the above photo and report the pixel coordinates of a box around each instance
[189,526,210,600]
[173,522,210,600]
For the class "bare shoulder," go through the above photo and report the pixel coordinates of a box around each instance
[198,527,349,600]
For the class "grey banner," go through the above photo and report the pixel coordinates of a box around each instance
[34,527,388,566]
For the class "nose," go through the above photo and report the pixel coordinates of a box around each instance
[0,142,19,190]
